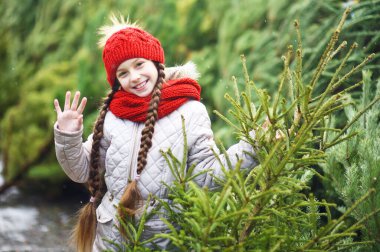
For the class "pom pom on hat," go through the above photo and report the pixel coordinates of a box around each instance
[99,14,165,86]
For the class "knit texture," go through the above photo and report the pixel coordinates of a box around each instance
[103,27,165,86]
[109,78,201,122]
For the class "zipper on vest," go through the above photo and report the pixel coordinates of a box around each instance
[128,123,139,181]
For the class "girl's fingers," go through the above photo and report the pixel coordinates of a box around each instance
[54,99,62,115]
[79,114,83,126]
[71,91,80,110]
[275,130,285,140]
[64,91,71,110]
[77,97,87,115]
[262,117,270,131]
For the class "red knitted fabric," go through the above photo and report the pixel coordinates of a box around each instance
[109,78,201,122]
[103,27,165,87]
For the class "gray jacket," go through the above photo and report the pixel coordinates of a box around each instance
[54,86,257,251]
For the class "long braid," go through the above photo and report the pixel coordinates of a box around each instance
[118,62,165,222]
[71,83,119,252]
[137,62,165,173]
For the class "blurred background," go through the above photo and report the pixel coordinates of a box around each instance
[0,0,379,251]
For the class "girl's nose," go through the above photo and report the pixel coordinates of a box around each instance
[130,70,141,83]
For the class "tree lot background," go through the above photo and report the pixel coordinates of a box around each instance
[0,0,379,249]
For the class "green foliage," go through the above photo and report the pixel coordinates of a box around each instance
[113,8,379,251]
[322,70,380,251]
[0,0,379,211]
[0,62,76,180]
[104,195,159,252]
[27,162,66,182]
[189,0,380,144]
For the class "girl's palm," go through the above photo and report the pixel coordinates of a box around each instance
[54,91,87,132]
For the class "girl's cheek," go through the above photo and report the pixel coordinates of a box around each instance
[118,77,129,86]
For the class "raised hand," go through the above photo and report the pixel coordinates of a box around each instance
[54,91,87,132]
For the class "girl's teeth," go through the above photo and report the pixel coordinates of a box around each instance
[136,81,146,89]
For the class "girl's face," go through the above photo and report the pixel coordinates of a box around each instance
[116,58,158,97]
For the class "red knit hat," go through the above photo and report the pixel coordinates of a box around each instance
[102,27,165,86]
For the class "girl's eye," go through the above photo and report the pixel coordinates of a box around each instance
[136,61,144,67]
[118,72,128,78]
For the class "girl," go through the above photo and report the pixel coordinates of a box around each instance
[53,16,257,252]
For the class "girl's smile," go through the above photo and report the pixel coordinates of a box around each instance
[116,58,158,97]
[135,80,148,90]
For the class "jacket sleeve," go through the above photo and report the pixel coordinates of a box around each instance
[186,102,258,189]
[54,123,108,183]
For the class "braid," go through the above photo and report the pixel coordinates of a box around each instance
[137,62,165,173]
[70,82,119,252]
[88,83,119,204]
[118,62,165,227]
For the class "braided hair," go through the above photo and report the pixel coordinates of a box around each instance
[70,82,119,252]
[117,62,165,220]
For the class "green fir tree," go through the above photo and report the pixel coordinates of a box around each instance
[323,70,380,251]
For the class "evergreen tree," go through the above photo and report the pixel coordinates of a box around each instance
[323,70,380,251]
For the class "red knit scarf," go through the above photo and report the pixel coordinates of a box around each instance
[109,78,201,122]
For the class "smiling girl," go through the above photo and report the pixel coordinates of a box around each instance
[53,15,257,251]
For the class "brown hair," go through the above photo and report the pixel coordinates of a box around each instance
[117,62,165,222]
[70,62,165,251]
